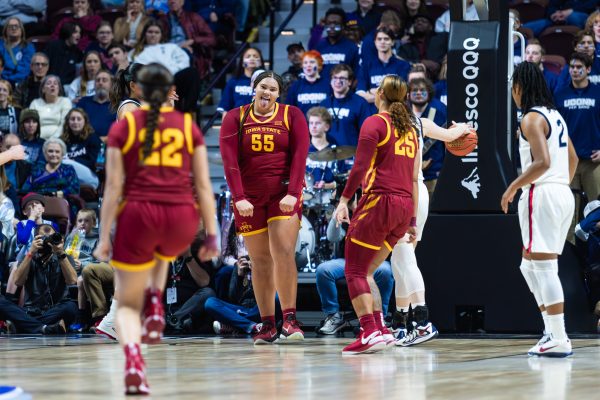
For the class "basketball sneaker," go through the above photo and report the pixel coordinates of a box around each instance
[527,331,550,356]
[318,312,349,335]
[253,321,278,345]
[124,343,150,395]
[398,322,438,347]
[342,328,386,355]
[528,338,573,358]
[142,289,165,345]
[95,312,117,340]
[380,325,395,347]
[278,314,305,342]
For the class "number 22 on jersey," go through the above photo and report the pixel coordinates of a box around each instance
[138,128,185,167]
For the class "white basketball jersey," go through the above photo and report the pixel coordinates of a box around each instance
[518,107,570,186]
[416,117,424,182]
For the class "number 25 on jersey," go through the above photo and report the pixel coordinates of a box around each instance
[394,130,416,158]
[138,128,185,167]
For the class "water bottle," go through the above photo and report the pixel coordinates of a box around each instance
[66,229,86,259]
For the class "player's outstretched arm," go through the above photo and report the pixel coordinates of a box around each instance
[421,117,473,142]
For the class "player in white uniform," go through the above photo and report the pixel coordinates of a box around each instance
[502,62,578,357]
[391,117,475,346]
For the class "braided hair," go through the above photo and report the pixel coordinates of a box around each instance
[511,61,554,113]
[136,63,173,162]
[379,75,415,138]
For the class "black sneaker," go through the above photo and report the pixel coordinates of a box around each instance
[42,320,66,335]
[318,312,349,335]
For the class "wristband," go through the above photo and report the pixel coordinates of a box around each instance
[409,217,417,227]
[204,234,218,252]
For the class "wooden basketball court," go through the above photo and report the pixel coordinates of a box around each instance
[1,334,599,399]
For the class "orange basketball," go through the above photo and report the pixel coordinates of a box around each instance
[445,132,478,157]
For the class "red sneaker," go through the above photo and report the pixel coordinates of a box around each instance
[252,321,278,345]
[278,315,304,342]
[141,289,165,345]
[124,344,150,395]
[342,328,386,355]
[380,326,395,347]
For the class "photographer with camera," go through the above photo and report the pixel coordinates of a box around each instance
[0,224,78,334]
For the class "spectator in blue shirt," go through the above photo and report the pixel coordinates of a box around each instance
[320,64,371,146]
[314,8,359,78]
[17,108,44,165]
[525,40,558,93]
[524,0,598,37]
[556,31,600,90]
[285,50,330,116]
[0,17,34,85]
[360,9,402,66]
[409,77,447,195]
[346,0,383,37]
[585,11,600,58]
[357,27,410,104]
[78,70,116,140]
[305,106,339,192]
[217,46,263,117]
[555,53,600,210]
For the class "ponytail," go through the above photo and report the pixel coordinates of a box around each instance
[388,101,414,139]
[379,75,415,139]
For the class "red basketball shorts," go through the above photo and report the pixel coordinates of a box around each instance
[346,193,413,252]
[111,201,200,271]
[232,188,302,236]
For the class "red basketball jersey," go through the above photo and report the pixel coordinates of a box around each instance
[107,106,205,204]
[343,112,418,198]
[220,103,309,200]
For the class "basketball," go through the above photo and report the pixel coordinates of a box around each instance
[445,132,478,157]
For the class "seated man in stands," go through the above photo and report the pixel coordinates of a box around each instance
[0,224,77,334]
[78,70,116,141]
[315,202,393,335]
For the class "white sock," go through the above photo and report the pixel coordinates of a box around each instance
[546,313,567,341]
[541,310,549,334]
[412,302,426,307]
[396,306,410,313]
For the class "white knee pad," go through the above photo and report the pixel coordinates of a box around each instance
[531,259,564,307]
[519,258,543,307]
[391,242,425,297]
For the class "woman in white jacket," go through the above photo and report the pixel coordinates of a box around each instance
[129,20,199,112]
[29,75,72,139]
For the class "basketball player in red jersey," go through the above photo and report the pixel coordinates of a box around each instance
[220,71,310,344]
[94,64,219,395]
[335,75,420,354]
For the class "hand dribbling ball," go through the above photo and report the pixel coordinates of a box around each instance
[445,132,478,157]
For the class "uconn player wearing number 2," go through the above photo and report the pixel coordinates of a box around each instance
[94,64,219,395]
[220,71,309,344]
[502,62,579,358]
[334,75,420,354]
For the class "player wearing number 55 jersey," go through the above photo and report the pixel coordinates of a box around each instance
[334,75,420,354]
[502,62,579,358]
[95,64,219,395]
[220,71,310,345]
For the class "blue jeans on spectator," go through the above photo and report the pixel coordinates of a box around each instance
[205,297,260,333]
[213,265,234,300]
[524,12,590,36]
[0,295,77,333]
[315,258,393,316]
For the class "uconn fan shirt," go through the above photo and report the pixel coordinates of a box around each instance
[315,37,360,77]
[285,77,330,116]
[320,93,372,146]
[555,82,600,159]
[357,57,410,92]
[218,76,254,112]
[555,57,600,90]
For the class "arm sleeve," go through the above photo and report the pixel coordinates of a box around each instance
[287,106,310,197]
[341,116,381,199]
[219,109,246,201]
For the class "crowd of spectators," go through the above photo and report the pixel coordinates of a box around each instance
[0,0,600,336]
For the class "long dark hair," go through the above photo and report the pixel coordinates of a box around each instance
[379,74,415,138]
[512,61,554,113]
[110,62,144,112]
[133,19,163,58]
[136,63,173,161]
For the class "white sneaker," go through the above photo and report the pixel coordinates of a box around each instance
[96,312,117,340]
[529,338,572,358]
[528,331,550,355]
[398,322,438,347]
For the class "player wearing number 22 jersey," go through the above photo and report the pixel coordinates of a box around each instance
[107,105,204,269]
[220,102,309,236]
